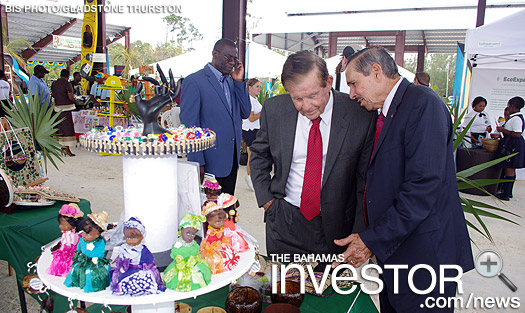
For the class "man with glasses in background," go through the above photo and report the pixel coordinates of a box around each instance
[180,38,251,194]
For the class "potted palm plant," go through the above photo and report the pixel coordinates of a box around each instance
[1,86,64,172]
[448,101,520,243]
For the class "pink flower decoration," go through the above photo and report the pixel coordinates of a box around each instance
[204,180,220,190]
[59,203,83,218]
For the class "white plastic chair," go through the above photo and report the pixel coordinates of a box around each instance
[160,107,181,129]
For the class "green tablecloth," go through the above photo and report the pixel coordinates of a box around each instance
[0,199,92,312]
[183,274,378,313]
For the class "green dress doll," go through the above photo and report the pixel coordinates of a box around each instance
[163,213,212,292]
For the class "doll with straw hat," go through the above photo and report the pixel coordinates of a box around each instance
[199,202,239,274]
[163,213,212,291]
[218,193,253,253]
[64,211,111,292]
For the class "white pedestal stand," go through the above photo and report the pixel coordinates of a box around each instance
[122,155,178,254]
[122,155,178,313]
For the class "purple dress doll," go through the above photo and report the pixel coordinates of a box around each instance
[110,217,166,296]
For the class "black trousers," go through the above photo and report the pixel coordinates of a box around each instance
[216,147,239,195]
[265,198,339,259]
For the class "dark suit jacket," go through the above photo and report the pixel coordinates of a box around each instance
[180,64,251,177]
[250,90,376,252]
[360,79,474,303]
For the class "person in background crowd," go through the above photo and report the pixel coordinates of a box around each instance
[28,65,51,107]
[90,72,110,108]
[0,70,11,117]
[413,71,430,86]
[338,46,473,313]
[180,38,251,195]
[332,46,355,93]
[130,75,139,89]
[242,78,262,191]
[495,96,525,201]
[250,50,375,260]
[51,69,78,157]
[461,96,492,146]
[70,71,83,96]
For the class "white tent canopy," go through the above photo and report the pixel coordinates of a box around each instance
[131,42,287,79]
[465,9,525,57]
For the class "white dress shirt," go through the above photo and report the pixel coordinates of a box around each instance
[242,96,262,131]
[380,77,403,116]
[284,91,334,208]
[504,112,524,133]
[461,110,491,133]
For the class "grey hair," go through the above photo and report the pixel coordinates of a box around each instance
[347,46,399,79]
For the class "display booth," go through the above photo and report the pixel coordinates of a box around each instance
[463,9,525,179]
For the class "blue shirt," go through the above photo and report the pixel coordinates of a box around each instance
[28,75,50,107]
[207,63,232,112]
[90,82,110,101]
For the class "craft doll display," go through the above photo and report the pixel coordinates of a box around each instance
[47,204,84,277]
[199,202,239,274]
[203,178,221,201]
[163,213,211,292]
[219,192,240,223]
[64,211,111,293]
[217,194,250,253]
[110,217,166,296]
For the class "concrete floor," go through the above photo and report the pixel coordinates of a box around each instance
[0,146,523,312]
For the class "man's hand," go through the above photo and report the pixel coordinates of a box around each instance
[231,62,245,82]
[332,234,372,268]
[263,198,275,212]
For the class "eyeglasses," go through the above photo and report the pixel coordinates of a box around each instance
[223,54,239,65]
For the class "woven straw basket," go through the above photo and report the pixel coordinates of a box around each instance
[482,138,499,152]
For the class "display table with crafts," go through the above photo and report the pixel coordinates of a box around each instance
[72,110,128,136]
[456,146,503,195]
[0,199,91,312]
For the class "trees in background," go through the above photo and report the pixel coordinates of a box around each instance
[108,14,201,78]
[404,53,456,100]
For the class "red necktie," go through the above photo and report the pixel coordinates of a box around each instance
[363,112,386,226]
[300,117,322,221]
[373,113,385,152]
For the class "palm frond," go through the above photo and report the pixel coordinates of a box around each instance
[1,86,64,172]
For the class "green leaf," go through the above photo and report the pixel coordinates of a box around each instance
[457,153,518,178]
[465,220,490,241]
[466,199,521,218]
[462,206,519,225]
[457,178,513,190]
[2,86,64,173]
[461,198,494,243]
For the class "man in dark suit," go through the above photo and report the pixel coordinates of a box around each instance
[250,51,376,257]
[180,38,251,194]
[336,46,474,312]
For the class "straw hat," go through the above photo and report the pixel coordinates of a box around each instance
[217,193,238,208]
[87,211,109,232]
[59,203,84,218]
[201,201,222,216]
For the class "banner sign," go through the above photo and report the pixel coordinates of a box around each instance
[52,35,81,51]
[469,68,525,125]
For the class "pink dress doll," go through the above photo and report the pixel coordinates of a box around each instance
[199,202,239,274]
[217,193,250,253]
[47,203,84,276]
